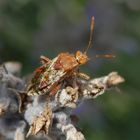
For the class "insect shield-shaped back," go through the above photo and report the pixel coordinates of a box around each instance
[54,53,78,71]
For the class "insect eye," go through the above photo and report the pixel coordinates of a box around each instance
[75,51,81,61]
[75,51,88,64]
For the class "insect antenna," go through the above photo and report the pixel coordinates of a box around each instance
[90,54,116,61]
[95,54,116,59]
[84,16,95,54]
[84,17,115,61]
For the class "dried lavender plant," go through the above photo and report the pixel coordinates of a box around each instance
[0,61,124,140]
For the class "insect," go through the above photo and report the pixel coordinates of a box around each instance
[27,17,95,96]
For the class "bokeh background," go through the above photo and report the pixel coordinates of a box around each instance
[0,0,140,140]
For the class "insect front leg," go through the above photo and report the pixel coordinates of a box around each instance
[77,72,90,80]
[73,71,90,80]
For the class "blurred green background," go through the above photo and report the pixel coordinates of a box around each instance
[0,0,140,139]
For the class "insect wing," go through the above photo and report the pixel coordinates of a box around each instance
[38,57,66,95]
[26,65,46,95]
